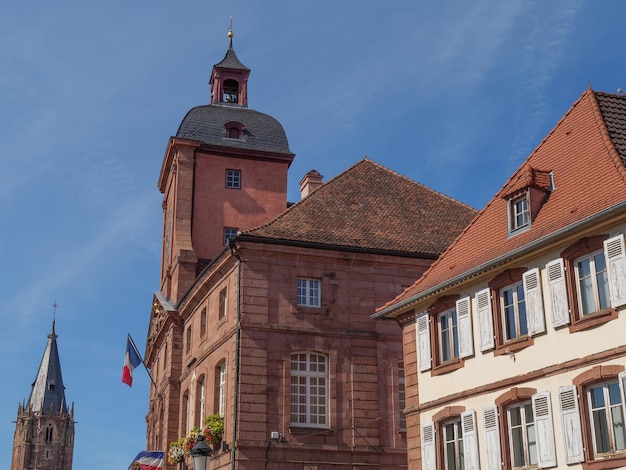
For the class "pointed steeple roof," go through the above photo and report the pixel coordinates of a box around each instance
[28,320,67,413]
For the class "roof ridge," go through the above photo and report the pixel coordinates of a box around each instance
[242,158,374,234]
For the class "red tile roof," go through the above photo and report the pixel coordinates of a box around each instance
[242,158,477,256]
[376,89,626,316]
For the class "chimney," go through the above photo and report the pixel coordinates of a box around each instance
[299,170,324,199]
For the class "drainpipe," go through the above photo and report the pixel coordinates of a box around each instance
[228,240,242,470]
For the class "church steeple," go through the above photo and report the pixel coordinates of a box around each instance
[12,318,75,470]
[209,20,251,106]
[28,319,67,413]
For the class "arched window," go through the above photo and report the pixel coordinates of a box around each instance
[45,424,53,444]
[215,361,227,417]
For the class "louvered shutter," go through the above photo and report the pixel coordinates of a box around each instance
[416,313,432,372]
[457,297,474,358]
[546,259,570,327]
[421,421,436,470]
[532,391,556,468]
[558,385,584,464]
[604,235,626,308]
[461,409,480,470]
[483,406,502,470]
[476,288,494,351]
[619,372,626,424]
[523,268,546,335]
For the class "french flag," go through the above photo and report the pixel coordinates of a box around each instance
[122,336,142,387]
[128,450,165,470]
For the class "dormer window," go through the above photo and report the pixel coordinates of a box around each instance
[224,121,245,140]
[503,165,552,236]
[223,79,239,103]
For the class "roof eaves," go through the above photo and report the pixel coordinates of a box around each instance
[372,198,626,319]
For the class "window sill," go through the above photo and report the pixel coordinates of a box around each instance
[494,336,534,356]
[431,358,464,376]
[288,426,333,436]
[569,309,617,333]
[583,453,626,470]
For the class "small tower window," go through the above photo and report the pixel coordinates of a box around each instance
[223,79,239,103]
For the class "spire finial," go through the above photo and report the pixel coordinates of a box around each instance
[50,301,58,338]
[228,16,234,48]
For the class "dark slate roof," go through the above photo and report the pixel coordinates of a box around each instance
[595,91,626,166]
[28,322,67,413]
[176,105,292,155]
[243,158,477,255]
[215,46,250,71]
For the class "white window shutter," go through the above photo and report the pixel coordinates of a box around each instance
[546,259,570,327]
[523,268,545,335]
[619,372,626,420]
[532,391,557,468]
[456,297,474,358]
[604,234,626,308]
[416,313,432,372]
[461,409,480,470]
[476,288,495,351]
[421,421,436,470]
[558,385,584,464]
[482,406,502,470]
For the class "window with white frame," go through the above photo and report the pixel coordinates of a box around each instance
[297,278,321,307]
[438,308,459,363]
[500,282,528,341]
[224,227,238,246]
[218,362,226,418]
[290,352,328,427]
[443,418,464,470]
[510,193,530,232]
[198,377,205,427]
[574,250,610,316]
[587,380,626,457]
[506,401,538,469]
[226,169,241,188]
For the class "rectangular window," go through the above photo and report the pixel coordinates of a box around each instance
[218,363,226,418]
[185,326,192,354]
[575,251,610,316]
[297,278,321,307]
[507,401,537,469]
[443,418,464,470]
[199,378,205,426]
[510,194,530,232]
[224,227,238,246]
[200,308,206,337]
[437,308,459,363]
[226,169,241,189]
[500,282,528,341]
[219,288,227,320]
[587,381,626,457]
[398,362,406,432]
[290,353,328,427]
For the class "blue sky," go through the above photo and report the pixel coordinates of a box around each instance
[0,1,623,468]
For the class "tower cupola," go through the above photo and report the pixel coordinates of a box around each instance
[209,23,251,106]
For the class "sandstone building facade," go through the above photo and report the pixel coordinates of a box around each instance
[142,30,476,470]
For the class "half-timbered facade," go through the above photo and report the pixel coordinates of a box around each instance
[374,89,626,470]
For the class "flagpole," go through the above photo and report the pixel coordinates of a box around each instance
[128,334,157,388]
